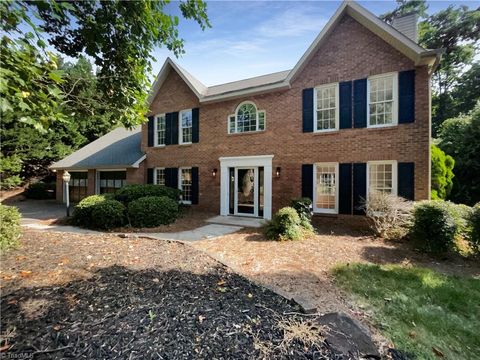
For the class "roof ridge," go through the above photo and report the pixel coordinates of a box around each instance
[207,69,291,89]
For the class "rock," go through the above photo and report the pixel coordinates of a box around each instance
[316,312,380,359]
[388,348,414,360]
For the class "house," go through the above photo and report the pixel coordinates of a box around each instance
[52,1,442,220]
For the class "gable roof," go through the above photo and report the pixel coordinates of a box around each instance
[50,127,145,170]
[148,0,442,106]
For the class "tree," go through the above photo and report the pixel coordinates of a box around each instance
[381,0,428,23]
[437,102,480,205]
[1,0,210,132]
[430,144,454,200]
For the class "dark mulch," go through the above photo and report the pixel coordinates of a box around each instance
[1,264,346,359]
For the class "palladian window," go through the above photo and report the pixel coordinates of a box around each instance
[228,102,265,134]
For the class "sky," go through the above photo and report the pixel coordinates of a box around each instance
[153,0,480,86]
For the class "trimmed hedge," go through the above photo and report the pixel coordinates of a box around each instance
[0,204,21,251]
[264,207,314,241]
[90,200,126,230]
[468,203,480,253]
[115,184,180,203]
[25,181,55,199]
[410,201,458,254]
[128,196,179,227]
[73,194,110,226]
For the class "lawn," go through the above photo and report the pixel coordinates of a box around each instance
[333,263,480,360]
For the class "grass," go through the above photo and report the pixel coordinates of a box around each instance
[333,263,480,360]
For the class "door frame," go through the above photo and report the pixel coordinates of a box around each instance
[219,155,273,220]
[234,166,259,217]
[313,162,339,214]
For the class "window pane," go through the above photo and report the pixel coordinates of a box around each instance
[316,85,337,131]
[368,75,395,126]
[156,114,166,145]
[232,103,261,133]
[156,168,165,186]
[369,163,394,194]
[180,168,192,203]
[181,110,192,143]
[315,165,336,210]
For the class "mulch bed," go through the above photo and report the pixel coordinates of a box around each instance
[1,231,346,359]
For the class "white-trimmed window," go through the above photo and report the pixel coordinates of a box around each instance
[368,73,398,128]
[228,101,265,134]
[179,109,193,144]
[314,83,339,132]
[314,163,339,214]
[179,167,192,204]
[367,161,397,195]
[154,114,166,146]
[154,167,165,186]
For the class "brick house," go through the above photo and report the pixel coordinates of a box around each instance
[52,1,442,220]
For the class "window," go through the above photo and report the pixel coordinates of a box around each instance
[228,102,266,134]
[368,161,397,195]
[314,163,338,214]
[368,73,398,127]
[179,109,192,144]
[314,83,338,131]
[98,171,127,194]
[154,114,166,146]
[179,168,192,204]
[69,172,88,202]
[154,168,165,186]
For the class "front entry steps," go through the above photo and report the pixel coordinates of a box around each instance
[207,215,266,228]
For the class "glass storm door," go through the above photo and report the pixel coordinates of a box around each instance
[315,164,338,214]
[234,167,258,216]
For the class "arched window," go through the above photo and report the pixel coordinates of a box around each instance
[228,102,266,134]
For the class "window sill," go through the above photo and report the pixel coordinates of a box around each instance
[153,144,166,148]
[179,142,193,146]
[366,124,398,130]
[313,129,339,135]
[227,130,265,137]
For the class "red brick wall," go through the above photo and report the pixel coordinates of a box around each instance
[144,15,431,214]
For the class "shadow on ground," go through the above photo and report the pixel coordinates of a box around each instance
[1,265,343,360]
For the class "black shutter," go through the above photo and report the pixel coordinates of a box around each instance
[302,88,314,133]
[165,168,178,189]
[191,167,199,204]
[398,162,415,200]
[399,70,415,123]
[147,116,154,147]
[353,163,367,215]
[301,164,314,200]
[353,79,367,128]
[339,163,352,214]
[165,113,173,145]
[339,81,352,129]
[147,168,154,184]
[171,112,179,145]
[192,108,200,143]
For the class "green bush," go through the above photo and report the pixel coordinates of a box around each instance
[0,155,23,189]
[115,184,180,203]
[290,197,314,230]
[448,203,472,239]
[431,144,455,200]
[25,181,55,199]
[90,200,126,230]
[264,207,314,241]
[128,196,179,227]
[0,204,21,251]
[467,203,480,253]
[73,194,110,226]
[410,200,458,253]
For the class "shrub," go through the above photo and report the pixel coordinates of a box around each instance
[0,204,21,251]
[431,144,455,200]
[264,207,314,241]
[290,197,314,230]
[0,155,23,189]
[90,200,126,230]
[115,184,180,203]
[73,194,109,226]
[361,192,413,240]
[25,181,55,199]
[410,200,457,253]
[128,196,179,227]
[448,203,472,239]
[467,203,480,253]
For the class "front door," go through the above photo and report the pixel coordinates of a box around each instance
[235,167,258,216]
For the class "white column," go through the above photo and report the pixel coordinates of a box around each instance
[220,164,229,216]
[264,164,272,219]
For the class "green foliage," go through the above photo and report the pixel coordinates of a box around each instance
[0,154,23,189]
[410,200,458,253]
[115,184,180,203]
[381,0,428,23]
[264,207,314,241]
[467,203,480,253]
[333,263,480,360]
[128,196,179,228]
[431,144,454,200]
[290,197,313,230]
[0,204,21,252]
[90,200,126,230]
[73,194,110,227]
[437,103,480,205]
[25,181,55,199]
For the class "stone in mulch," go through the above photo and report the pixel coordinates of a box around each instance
[2,265,349,360]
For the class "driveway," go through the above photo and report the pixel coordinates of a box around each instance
[2,198,66,226]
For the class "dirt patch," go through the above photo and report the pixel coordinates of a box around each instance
[0,230,342,359]
[193,228,480,316]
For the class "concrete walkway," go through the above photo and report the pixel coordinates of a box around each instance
[206,215,266,228]
[138,224,243,242]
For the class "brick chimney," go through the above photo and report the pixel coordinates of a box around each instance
[392,12,418,43]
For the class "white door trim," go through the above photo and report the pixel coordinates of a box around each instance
[219,155,273,219]
[234,167,258,217]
